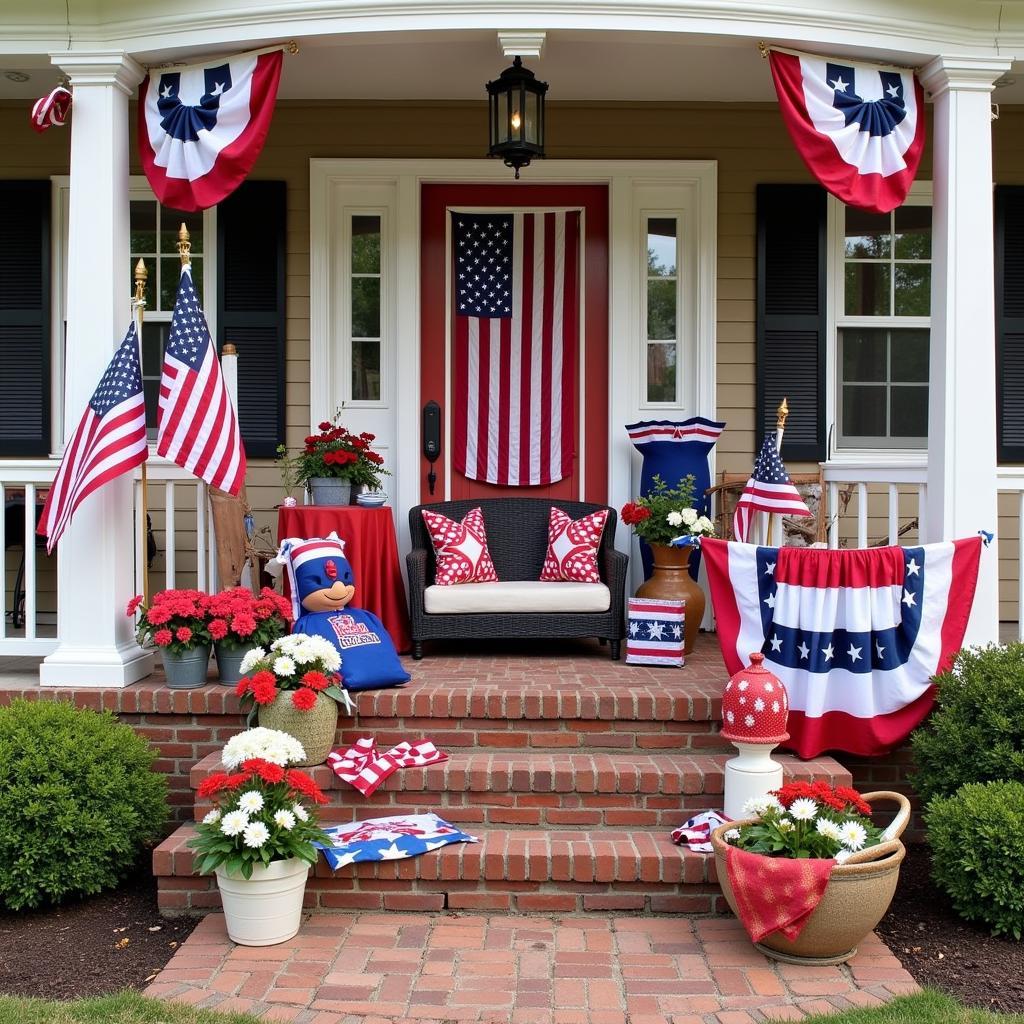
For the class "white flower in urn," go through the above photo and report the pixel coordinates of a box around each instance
[697,515,714,534]
[666,511,684,527]
[681,508,698,527]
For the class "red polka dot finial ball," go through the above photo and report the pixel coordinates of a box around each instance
[720,652,789,745]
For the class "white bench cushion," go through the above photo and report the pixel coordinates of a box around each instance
[424,580,611,614]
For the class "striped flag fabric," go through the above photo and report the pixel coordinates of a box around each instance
[626,597,685,667]
[37,321,148,554]
[451,210,580,486]
[733,436,811,543]
[156,265,246,495]
[327,737,449,797]
[702,536,982,756]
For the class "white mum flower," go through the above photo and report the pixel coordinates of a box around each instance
[838,821,868,851]
[273,809,297,831]
[777,818,796,833]
[666,511,684,527]
[242,821,271,848]
[681,508,698,527]
[202,809,222,825]
[696,515,714,533]
[220,810,249,836]
[724,828,741,842]
[742,795,784,817]
[292,804,309,822]
[222,728,306,769]
[273,655,296,678]
[237,790,265,814]
[816,819,843,842]
[239,647,266,674]
[789,798,818,821]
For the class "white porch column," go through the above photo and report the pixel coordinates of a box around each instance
[41,51,153,687]
[920,55,1011,648]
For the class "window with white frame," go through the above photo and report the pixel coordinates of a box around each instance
[644,216,681,405]
[835,196,931,449]
[349,214,382,402]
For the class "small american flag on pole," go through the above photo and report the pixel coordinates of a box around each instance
[37,320,148,554]
[733,435,811,543]
[156,265,246,495]
[452,210,579,486]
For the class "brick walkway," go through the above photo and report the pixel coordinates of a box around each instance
[146,912,918,1023]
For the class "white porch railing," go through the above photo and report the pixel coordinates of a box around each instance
[1,458,215,657]
[822,462,928,549]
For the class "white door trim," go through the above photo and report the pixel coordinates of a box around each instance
[310,158,718,556]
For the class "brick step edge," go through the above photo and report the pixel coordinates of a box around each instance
[154,825,725,917]
[190,752,852,829]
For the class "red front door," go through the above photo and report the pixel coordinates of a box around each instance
[419,183,608,504]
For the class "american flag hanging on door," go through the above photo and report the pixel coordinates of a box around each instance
[451,210,580,486]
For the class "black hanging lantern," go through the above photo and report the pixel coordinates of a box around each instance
[486,55,547,178]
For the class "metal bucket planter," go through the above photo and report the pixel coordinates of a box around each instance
[257,691,339,766]
[214,642,257,686]
[710,791,911,966]
[215,858,310,946]
[161,644,212,689]
[306,477,351,506]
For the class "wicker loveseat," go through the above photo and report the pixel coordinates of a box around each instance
[407,498,628,659]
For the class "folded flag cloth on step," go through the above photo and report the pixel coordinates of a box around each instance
[671,810,731,853]
[316,813,477,870]
[725,845,835,942]
[326,737,448,797]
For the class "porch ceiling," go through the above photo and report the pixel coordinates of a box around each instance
[4,29,1024,104]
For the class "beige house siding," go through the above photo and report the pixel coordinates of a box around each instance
[2,99,1023,620]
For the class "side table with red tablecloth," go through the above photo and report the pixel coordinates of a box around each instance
[277,505,412,653]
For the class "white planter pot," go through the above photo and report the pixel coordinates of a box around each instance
[215,858,310,946]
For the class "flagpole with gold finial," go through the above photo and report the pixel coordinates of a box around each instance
[134,258,150,604]
[765,398,789,546]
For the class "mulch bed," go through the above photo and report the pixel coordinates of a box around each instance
[0,865,197,1000]
[876,843,1024,1014]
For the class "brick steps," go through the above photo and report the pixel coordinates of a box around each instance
[155,823,725,915]
[190,750,852,829]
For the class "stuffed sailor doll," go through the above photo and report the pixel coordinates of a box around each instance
[277,533,410,692]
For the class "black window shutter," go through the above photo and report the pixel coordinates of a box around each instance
[756,184,827,462]
[996,185,1024,463]
[0,182,50,456]
[217,181,286,458]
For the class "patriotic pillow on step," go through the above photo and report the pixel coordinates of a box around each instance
[421,506,499,585]
[539,507,609,583]
[626,597,685,667]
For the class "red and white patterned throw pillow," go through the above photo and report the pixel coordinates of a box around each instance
[540,507,609,583]
[421,507,499,586]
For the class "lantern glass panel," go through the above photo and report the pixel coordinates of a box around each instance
[525,91,539,145]
[504,91,516,144]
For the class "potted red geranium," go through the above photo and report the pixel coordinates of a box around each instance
[276,412,389,506]
[207,586,293,687]
[128,588,212,689]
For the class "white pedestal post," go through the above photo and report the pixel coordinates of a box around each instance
[40,51,153,688]
[919,56,1011,649]
[723,742,783,821]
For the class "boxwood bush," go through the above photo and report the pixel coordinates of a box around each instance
[0,698,168,910]
[910,643,1024,804]
[927,780,1024,939]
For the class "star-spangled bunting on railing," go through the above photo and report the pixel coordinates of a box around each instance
[767,47,925,214]
[702,536,982,757]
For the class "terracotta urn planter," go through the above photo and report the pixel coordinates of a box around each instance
[635,543,704,654]
[710,791,911,965]
[257,692,339,767]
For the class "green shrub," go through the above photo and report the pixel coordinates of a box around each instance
[910,643,1024,804]
[927,780,1024,939]
[0,698,168,910]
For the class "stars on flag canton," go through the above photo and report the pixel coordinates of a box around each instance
[628,618,683,642]
[755,546,925,675]
[90,322,144,415]
[166,270,210,368]
[453,214,513,317]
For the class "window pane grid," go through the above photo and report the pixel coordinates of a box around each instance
[350,214,382,402]
[645,216,679,404]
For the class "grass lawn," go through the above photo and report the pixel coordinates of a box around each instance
[0,990,1023,1024]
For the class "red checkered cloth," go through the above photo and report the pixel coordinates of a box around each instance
[327,737,449,797]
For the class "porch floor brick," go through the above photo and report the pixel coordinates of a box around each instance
[147,912,916,1024]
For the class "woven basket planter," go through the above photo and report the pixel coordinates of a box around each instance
[257,692,338,767]
[710,791,911,966]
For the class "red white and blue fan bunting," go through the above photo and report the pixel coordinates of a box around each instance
[702,537,982,758]
[138,48,283,212]
[768,48,925,214]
